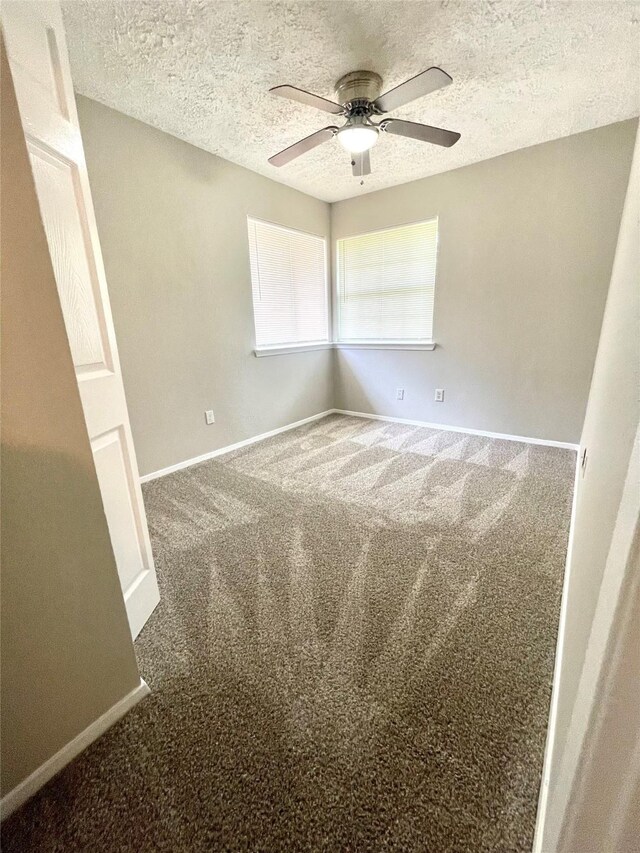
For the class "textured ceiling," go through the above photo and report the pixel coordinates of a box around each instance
[62,0,640,202]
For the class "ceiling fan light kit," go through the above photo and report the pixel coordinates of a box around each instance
[337,119,379,154]
[268,66,461,179]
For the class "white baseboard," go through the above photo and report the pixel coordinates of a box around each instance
[333,409,579,450]
[139,410,335,483]
[0,678,149,821]
[140,407,578,484]
[531,451,582,851]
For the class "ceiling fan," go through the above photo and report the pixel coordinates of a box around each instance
[268,67,461,178]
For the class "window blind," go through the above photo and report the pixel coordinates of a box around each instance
[248,217,329,349]
[337,218,438,342]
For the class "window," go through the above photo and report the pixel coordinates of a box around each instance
[247,217,329,350]
[336,218,438,343]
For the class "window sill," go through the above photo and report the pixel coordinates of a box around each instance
[335,341,436,351]
[254,341,437,357]
[254,342,332,357]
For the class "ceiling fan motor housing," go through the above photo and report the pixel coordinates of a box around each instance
[334,70,383,112]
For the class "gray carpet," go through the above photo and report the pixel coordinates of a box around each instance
[2,414,575,851]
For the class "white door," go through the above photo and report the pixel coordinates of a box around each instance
[2,1,160,639]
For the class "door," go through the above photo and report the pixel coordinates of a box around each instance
[2,1,160,639]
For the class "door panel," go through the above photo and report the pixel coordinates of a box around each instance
[3,0,160,639]
[92,429,147,592]
[28,143,109,369]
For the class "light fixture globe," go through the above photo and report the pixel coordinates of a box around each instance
[337,123,379,154]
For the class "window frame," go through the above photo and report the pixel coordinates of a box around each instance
[247,215,331,355]
[335,216,439,347]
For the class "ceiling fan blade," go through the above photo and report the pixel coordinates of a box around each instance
[270,85,345,115]
[373,67,452,113]
[352,150,371,177]
[381,118,460,148]
[268,126,338,167]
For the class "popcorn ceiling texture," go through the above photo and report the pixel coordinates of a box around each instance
[62,0,640,202]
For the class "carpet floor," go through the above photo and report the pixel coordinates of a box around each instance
[2,414,576,852]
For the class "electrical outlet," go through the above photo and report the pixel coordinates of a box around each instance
[435,388,444,402]
[396,388,405,401]
[205,410,215,425]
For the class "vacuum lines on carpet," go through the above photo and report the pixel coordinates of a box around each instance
[3,414,576,851]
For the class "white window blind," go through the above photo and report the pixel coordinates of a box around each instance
[337,218,438,342]
[248,217,329,349]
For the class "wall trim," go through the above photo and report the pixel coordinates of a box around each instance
[253,342,437,356]
[139,410,335,483]
[141,407,578,484]
[333,409,580,450]
[531,450,583,852]
[254,343,332,357]
[335,342,436,351]
[0,678,149,821]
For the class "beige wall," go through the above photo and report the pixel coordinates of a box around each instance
[331,120,637,443]
[0,45,140,800]
[76,96,333,477]
[539,123,640,850]
[77,99,635,468]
